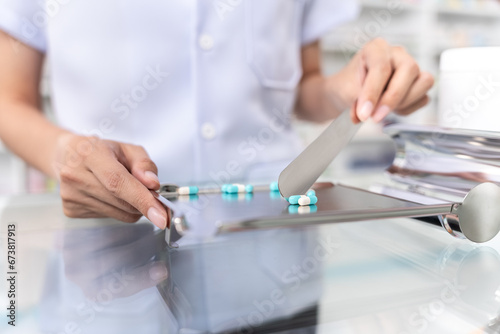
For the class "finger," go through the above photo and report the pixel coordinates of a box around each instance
[63,193,143,223]
[350,101,361,124]
[120,144,160,191]
[372,52,420,123]
[397,71,434,111]
[61,168,141,215]
[87,147,168,229]
[356,39,393,121]
[394,95,430,116]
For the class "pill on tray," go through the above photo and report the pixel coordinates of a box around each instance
[270,182,279,192]
[306,189,316,197]
[298,195,317,206]
[178,186,199,195]
[236,184,247,193]
[225,185,240,194]
[223,183,253,194]
[287,195,318,206]
[287,195,303,205]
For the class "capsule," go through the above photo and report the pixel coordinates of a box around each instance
[225,185,240,194]
[270,182,279,192]
[228,184,245,193]
[178,186,199,195]
[287,195,305,205]
[306,189,316,197]
[235,184,246,193]
[298,195,318,206]
[245,184,254,193]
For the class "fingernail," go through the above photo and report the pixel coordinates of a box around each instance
[372,105,391,123]
[147,207,166,229]
[357,101,373,122]
[149,262,168,281]
[145,171,159,184]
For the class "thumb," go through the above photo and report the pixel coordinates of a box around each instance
[121,144,161,191]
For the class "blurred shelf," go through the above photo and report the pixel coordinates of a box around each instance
[360,0,421,11]
[437,6,500,19]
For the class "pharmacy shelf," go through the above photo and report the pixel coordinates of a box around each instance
[436,6,500,19]
[360,0,421,11]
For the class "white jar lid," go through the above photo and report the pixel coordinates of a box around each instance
[440,47,500,72]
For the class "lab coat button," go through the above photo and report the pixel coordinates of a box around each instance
[199,34,214,51]
[201,122,216,140]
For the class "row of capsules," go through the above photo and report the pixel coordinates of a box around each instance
[221,183,255,201]
[176,183,318,214]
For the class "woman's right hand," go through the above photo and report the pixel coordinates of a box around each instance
[52,133,169,229]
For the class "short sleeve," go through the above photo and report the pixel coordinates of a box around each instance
[301,0,360,45]
[0,0,47,52]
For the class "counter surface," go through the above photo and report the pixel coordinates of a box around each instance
[1,190,500,334]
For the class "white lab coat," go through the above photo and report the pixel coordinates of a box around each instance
[0,0,359,185]
[0,3,362,332]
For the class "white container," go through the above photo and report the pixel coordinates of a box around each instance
[438,47,500,132]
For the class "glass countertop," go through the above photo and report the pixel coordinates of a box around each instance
[1,190,500,334]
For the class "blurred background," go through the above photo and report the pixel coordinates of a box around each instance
[1,0,500,195]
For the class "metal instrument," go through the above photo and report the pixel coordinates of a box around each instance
[156,182,500,248]
[278,110,362,198]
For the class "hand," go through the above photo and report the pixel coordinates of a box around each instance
[327,38,435,123]
[52,133,170,229]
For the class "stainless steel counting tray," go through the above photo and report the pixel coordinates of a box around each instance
[158,182,500,248]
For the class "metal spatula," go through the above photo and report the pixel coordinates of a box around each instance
[278,110,362,198]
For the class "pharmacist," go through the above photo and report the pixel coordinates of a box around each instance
[0,1,433,229]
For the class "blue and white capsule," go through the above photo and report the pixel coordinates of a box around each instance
[298,195,317,206]
[225,185,239,194]
[178,186,199,195]
[287,195,318,206]
[287,195,303,205]
[306,189,316,197]
[223,183,253,194]
[270,182,279,192]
